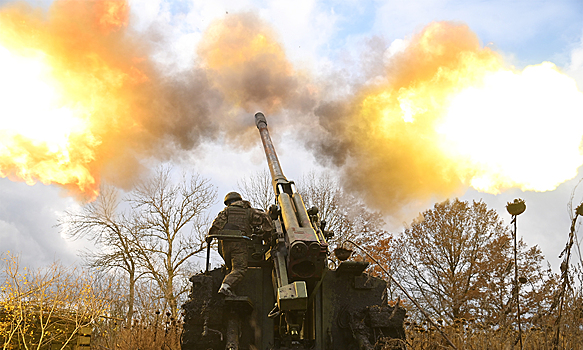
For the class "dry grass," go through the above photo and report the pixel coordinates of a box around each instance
[91,314,183,350]
[403,318,583,350]
[85,314,583,350]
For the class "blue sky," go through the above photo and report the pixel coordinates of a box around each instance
[1,0,583,271]
[137,0,583,66]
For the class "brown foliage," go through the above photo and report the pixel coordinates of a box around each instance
[395,198,556,327]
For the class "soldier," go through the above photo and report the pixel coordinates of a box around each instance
[209,191,274,297]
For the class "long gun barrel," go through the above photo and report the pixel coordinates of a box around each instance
[255,112,287,189]
[255,112,328,281]
[255,113,329,337]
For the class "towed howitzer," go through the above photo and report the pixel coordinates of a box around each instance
[181,112,406,350]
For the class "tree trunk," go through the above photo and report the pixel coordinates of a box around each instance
[127,269,135,323]
[167,282,178,320]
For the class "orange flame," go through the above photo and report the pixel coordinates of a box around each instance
[95,0,129,32]
[0,6,312,201]
[0,0,149,200]
[323,22,583,211]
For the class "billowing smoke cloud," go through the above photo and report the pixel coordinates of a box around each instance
[1,1,582,218]
[0,2,313,199]
[196,11,317,148]
[198,12,314,115]
[308,22,583,215]
[307,23,497,212]
[0,0,222,197]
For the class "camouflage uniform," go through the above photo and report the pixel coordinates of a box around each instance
[209,200,273,289]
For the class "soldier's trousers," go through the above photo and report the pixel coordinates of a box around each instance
[220,240,248,288]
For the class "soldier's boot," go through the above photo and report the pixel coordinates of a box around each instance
[218,283,236,297]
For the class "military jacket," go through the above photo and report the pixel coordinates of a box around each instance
[209,200,274,237]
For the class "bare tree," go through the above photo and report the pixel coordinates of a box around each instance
[297,171,346,239]
[60,167,217,320]
[240,169,392,270]
[239,170,379,247]
[236,169,393,275]
[59,185,143,323]
[237,169,274,211]
[237,170,391,255]
[297,171,390,253]
[129,167,217,319]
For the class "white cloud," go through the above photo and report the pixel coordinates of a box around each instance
[0,180,82,269]
[373,0,582,66]
[127,0,339,73]
[374,0,566,40]
[257,0,338,68]
[384,38,408,61]
[567,30,583,90]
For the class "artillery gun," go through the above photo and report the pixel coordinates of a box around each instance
[181,112,406,350]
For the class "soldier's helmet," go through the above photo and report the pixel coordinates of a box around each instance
[224,192,242,205]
